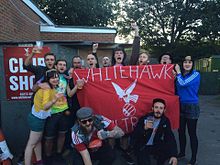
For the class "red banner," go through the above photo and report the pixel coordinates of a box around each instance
[73,65,179,133]
[3,46,50,100]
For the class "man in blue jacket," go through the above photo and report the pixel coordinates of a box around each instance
[131,98,178,165]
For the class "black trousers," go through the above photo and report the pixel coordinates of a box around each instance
[136,145,170,165]
[64,113,76,149]
[72,142,115,165]
[178,117,198,160]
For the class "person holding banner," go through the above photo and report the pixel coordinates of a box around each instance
[87,53,99,69]
[137,51,150,65]
[111,45,135,164]
[71,55,83,69]
[175,56,200,165]
[111,46,127,66]
[71,107,124,165]
[158,52,173,64]
[110,23,142,164]
[68,55,83,76]
[43,59,70,162]
[24,69,61,165]
[62,75,84,155]
[131,98,178,165]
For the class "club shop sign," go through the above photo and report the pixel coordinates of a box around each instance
[3,47,50,100]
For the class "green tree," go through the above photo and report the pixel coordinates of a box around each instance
[119,0,220,59]
[195,1,220,44]
[33,0,119,26]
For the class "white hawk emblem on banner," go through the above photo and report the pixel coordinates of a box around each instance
[111,79,139,117]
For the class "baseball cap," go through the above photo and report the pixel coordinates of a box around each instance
[76,107,93,120]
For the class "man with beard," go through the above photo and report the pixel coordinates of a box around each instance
[65,56,83,153]
[24,48,56,97]
[72,56,82,69]
[68,56,83,76]
[71,107,124,165]
[131,98,178,165]
[24,48,56,82]
[67,55,83,123]
[44,59,71,162]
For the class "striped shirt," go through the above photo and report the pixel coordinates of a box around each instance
[176,70,200,103]
[71,115,115,152]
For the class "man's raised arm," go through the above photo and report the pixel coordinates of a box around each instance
[24,48,38,66]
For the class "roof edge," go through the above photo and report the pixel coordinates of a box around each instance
[40,25,117,34]
[22,0,54,25]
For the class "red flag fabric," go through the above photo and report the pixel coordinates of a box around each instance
[73,65,179,133]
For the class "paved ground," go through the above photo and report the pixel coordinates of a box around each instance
[14,95,220,165]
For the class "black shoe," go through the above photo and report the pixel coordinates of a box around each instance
[122,152,135,165]
[53,152,67,164]
[33,160,44,165]
[44,156,53,165]
[177,153,185,159]
[17,154,24,165]
[187,158,197,165]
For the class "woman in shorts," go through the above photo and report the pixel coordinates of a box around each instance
[24,69,62,165]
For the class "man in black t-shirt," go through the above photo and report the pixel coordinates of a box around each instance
[23,48,56,83]
[23,48,56,103]
[131,98,178,165]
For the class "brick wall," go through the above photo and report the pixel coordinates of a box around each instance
[41,32,115,43]
[0,0,115,43]
[0,0,41,42]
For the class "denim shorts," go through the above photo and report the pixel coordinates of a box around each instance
[180,103,200,119]
[28,113,46,132]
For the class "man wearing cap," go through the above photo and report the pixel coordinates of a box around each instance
[71,107,124,165]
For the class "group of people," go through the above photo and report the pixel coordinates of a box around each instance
[22,23,200,165]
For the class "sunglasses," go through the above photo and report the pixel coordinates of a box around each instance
[80,118,93,124]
